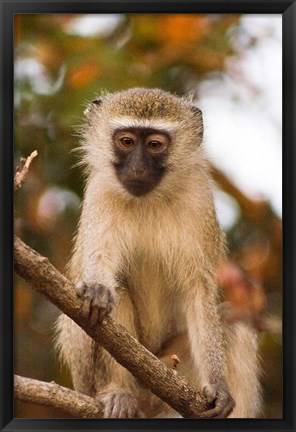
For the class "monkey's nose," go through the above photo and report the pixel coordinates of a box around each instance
[131,166,145,176]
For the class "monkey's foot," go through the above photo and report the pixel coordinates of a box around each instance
[98,390,145,418]
[76,281,114,326]
[200,383,235,418]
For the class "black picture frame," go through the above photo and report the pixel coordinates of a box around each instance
[1,1,295,431]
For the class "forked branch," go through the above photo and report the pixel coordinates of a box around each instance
[14,235,211,418]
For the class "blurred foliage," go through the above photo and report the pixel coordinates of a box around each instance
[14,14,282,418]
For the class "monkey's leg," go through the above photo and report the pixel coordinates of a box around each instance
[156,324,261,418]
[155,333,192,418]
[138,332,196,418]
[94,291,145,418]
[55,313,97,397]
[146,324,261,419]
[225,322,261,418]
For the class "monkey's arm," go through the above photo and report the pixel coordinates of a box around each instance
[69,184,145,417]
[186,280,235,418]
[73,241,118,326]
[71,181,123,326]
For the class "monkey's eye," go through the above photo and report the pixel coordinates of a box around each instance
[147,140,165,152]
[118,137,135,149]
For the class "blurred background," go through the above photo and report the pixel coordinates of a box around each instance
[14,14,282,418]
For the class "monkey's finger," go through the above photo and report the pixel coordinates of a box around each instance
[197,408,230,419]
[213,399,235,418]
[94,284,109,303]
[199,395,234,418]
[200,408,231,419]
[91,295,109,322]
[80,296,92,318]
[197,407,219,418]
[89,304,100,327]
[92,288,109,309]
[90,286,114,321]
[80,285,95,318]
[105,296,114,314]
[97,306,110,323]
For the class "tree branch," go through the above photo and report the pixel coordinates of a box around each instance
[14,235,212,418]
[14,150,38,191]
[14,375,104,418]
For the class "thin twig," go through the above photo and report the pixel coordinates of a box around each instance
[14,150,38,191]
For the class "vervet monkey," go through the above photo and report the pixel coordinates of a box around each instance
[56,88,261,418]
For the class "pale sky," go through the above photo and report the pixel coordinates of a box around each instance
[199,15,282,228]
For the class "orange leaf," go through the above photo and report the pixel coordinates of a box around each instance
[158,15,209,43]
[67,63,101,88]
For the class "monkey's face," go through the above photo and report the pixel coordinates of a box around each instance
[112,127,170,197]
[81,89,204,195]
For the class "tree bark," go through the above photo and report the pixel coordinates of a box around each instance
[14,375,103,418]
[14,235,212,418]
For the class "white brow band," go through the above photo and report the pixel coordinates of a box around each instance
[109,117,179,132]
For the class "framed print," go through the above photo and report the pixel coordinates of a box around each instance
[0,1,295,431]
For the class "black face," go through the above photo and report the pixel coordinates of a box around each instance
[112,127,170,197]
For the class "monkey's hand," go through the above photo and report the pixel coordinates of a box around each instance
[201,382,235,418]
[98,389,145,418]
[76,281,114,326]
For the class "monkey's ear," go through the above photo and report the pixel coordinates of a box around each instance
[190,105,202,118]
[83,98,103,116]
[190,105,203,142]
[91,98,103,106]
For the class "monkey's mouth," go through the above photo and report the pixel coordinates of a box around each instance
[125,178,155,197]
[114,166,165,197]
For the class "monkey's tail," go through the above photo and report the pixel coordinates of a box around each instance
[226,322,262,418]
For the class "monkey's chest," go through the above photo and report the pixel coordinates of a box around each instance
[127,252,185,354]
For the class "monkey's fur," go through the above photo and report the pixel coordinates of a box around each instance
[56,88,261,418]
